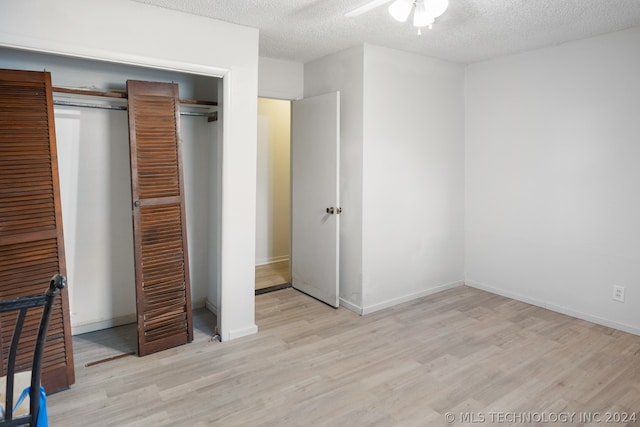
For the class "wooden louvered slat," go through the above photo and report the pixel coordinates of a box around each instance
[0,69,75,392]
[0,240,70,374]
[138,204,189,347]
[133,95,180,200]
[127,80,193,357]
[0,242,71,385]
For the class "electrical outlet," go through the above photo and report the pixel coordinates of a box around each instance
[612,285,625,302]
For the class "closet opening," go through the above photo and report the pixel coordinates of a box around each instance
[255,98,292,294]
[0,47,223,364]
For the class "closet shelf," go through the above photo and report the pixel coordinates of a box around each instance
[53,86,127,99]
[52,86,218,122]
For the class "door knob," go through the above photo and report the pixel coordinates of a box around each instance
[326,207,335,214]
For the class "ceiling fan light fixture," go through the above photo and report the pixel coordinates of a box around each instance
[413,0,435,27]
[427,0,449,18]
[388,0,413,23]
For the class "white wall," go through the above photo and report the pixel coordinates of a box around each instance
[305,46,365,309]
[258,57,304,100]
[0,0,259,341]
[465,27,640,335]
[304,45,465,313]
[361,45,465,312]
[256,98,291,265]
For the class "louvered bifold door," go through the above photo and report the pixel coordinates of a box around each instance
[126,80,193,357]
[0,69,75,391]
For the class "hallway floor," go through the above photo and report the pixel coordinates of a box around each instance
[255,260,289,290]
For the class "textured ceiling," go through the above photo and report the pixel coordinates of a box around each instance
[134,0,640,64]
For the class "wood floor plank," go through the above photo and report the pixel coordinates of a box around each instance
[48,287,640,426]
[255,260,289,290]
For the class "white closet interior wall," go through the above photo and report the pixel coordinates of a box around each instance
[0,47,220,334]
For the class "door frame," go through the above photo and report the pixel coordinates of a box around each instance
[0,38,244,340]
[255,94,341,307]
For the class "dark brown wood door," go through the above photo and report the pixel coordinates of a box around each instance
[0,69,75,391]
[126,80,193,357]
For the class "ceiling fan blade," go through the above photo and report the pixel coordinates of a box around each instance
[345,0,393,17]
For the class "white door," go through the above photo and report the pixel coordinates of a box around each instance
[291,92,340,307]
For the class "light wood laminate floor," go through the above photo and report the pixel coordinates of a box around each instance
[49,286,640,426]
[255,260,289,290]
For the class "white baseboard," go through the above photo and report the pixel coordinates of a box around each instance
[361,280,465,315]
[466,280,640,336]
[339,297,363,315]
[255,256,289,266]
[225,324,258,341]
[72,313,136,336]
[206,299,256,341]
[205,298,218,316]
[192,297,206,309]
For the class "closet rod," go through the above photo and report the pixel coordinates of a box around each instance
[53,99,218,121]
[52,86,218,107]
[53,100,126,111]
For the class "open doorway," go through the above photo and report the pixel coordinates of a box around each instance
[255,93,341,307]
[255,98,292,293]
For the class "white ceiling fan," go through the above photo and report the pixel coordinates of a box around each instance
[346,0,449,34]
[345,0,393,17]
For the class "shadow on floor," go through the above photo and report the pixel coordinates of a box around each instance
[72,307,217,367]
